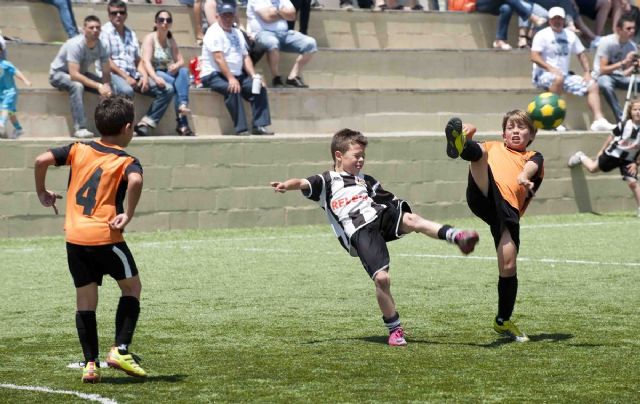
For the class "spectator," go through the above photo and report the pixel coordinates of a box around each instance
[42,0,80,39]
[141,10,194,136]
[49,15,112,139]
[200,2,274,136]
[593,13,638,122]
[101,0,174,137]
[247,0,317,88]
[575,0,611,47]
[193,0,218,46]
[531,7,616,131]
[611,0,634,40]
[476,0,547,50]
[0,38,32,139]
[534,0,599,47]
[288,0,311,34]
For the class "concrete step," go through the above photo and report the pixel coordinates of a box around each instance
[1,0,518,49]
[12,88,615,138]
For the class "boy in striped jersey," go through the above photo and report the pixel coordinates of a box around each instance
[34,96,146,382]
[271,128,479,346]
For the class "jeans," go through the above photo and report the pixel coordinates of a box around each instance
[288,0,311,35]
[156,68,190,117]
[41,0,79,39]
[517,2,548,28]
[49,71,101,130]
[110,74,174,126]
[201,72,271,134]
[598,74,633,121]
[476,0,536,40]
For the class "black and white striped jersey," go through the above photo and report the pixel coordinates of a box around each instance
[607,120,640,161]
[302,170,395,256]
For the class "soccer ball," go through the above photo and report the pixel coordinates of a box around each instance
[527,92,567,130]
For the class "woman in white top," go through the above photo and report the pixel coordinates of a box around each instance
[142,9,194,136]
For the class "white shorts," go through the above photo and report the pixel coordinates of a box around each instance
[533,72,593,96]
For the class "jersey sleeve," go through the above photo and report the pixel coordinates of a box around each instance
[302,174,324,201]
[49,143,76,166]
[528,151,544,192]
[125,157,143,177]
[366,175,395,204]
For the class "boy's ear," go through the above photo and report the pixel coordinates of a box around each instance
[123,122,133,135]
[334,150,342,161]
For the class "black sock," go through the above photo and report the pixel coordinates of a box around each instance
[437,225,453,241]
[497,275,518,322]
[460,140,483,162]
[115,296,140,353]
[383,312,401,332]
[76,311,99,363]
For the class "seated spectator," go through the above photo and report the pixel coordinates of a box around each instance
[531,7,616,131]
[535,0,599,47]
[247,0,317,88]
[200,2,274,136]
[193,0,218,46]
[575,0,611,48]
[515,2,549,48]
[101,0,174,137]
[0,37,32,139]
[141,10,194,136]
[593,13,638,121]
[42,0,80,39]
[49,15,112,139]
[476,0,547,50]
[288,0,311,34]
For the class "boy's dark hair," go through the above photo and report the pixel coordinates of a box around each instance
[617,12,636,29]
[153,9,173,39]
[331,128,368,162]
[95,96,135,136]
[107,0,127,11]
[502,110,537,145]
[84,15,101,25]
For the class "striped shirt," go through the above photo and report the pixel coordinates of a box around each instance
[607,119,640,161]
[302,170,395,255]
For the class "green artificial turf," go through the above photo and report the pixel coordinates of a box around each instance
[1,213,638,403]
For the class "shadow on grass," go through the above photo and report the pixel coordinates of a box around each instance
[100,374,187,384]
[304,333,574,347]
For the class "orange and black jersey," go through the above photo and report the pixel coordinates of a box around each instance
[51,140,143,246]
[484,140,544,216]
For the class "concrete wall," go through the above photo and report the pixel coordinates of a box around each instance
[1,133,633,238]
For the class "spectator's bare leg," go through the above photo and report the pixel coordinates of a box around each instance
[579,154,601,173]
[194,0,204,45]
[266,49,281,78]
[628,180,640,208]
[548,74,564,94]
[386,0,398,8]
[288,52,313,80]
[594,0,612,36]
[587,82,607,121]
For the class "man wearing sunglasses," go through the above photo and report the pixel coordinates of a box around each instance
[100,0,174,136]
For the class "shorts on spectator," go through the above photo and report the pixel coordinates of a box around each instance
[0,89,18,112]
[533,71,593,96]
[254,30,317,54]
[598,153,638,182]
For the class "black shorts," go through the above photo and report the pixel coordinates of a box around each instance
[466,168,521,251]
[66,242,139,288]
[598,153,637,181]
[350,200,411,279]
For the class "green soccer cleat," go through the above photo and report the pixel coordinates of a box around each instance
[445,117,467,159]
[494,319,529,342]
[106,347,147,378]
[81,361,101,384]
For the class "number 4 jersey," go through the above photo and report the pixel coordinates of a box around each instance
[51,141,143,245]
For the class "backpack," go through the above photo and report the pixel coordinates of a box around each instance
[447,0,476,12]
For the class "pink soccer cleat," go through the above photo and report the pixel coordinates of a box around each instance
[388,327,407,346]
[454,230,479,255]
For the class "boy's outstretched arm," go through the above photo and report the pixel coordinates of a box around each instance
[34,151,62,215]
[517,160,541,195]
[270,178,309,193]
[110,172,143,230]
[14,69,32,87]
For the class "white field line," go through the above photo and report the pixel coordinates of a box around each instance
[0,383,118,404]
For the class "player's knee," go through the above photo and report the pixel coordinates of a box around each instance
[373,270,391,288]
[119,277,142,298]
[500,263,517,277]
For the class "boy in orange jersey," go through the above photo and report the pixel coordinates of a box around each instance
[34,96,146,383]
[445,111,544,343]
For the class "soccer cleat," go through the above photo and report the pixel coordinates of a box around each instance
[81,361,101,383]
[388,327,407,346]
[454,230,479,255]
[106,347,147,378]
[567,151,586,168]
[445,117,466,159]
[494,319,529,342]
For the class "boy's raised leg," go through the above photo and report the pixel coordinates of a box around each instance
[445,117,466,159]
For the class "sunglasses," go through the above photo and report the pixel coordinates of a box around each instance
[109,10,127,16]
[156,17,173,24]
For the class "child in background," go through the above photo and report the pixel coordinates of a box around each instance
[568,99,640,217]
[271,128,479,346]
[0,36,32,139]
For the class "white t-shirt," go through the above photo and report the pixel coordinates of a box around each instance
[200,23,248,77]
[247,0,293,34]
[531,27,585,80]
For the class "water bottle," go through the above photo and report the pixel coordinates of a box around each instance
[252,74,262,94]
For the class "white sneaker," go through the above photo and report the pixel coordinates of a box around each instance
[590,36,601,49]
[12,128,24,139]
[72,128,95,139]
[590,118,616,132]
[554,125,567,132]
[568,151,586,167]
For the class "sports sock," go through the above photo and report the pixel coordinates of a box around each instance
[497,275,518,322]
[437,225,458,244]
[115,296,140,353]
[11,120,22,130]
[460,140,483,162]
[383,312,401,332]
[76,311,99,363]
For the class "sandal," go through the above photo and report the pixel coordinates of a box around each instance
[176,125,195,136]
[178,103,191,116]
[492,40,512,51]
[518,35,530,49]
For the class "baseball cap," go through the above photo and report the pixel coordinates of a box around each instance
[217,2,236,14]
[548,7,566,19]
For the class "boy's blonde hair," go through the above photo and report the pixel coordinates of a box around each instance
[330,128,368,162]
[503,110,537,145]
